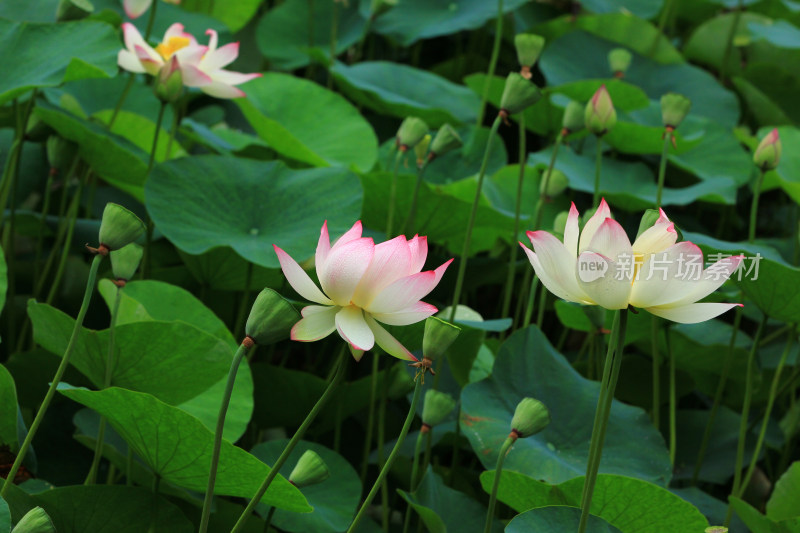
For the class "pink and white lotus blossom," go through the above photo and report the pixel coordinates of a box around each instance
[190,29,262,99]
[123,0,180,20]
[520,199,743,323]
[274,221,453,361]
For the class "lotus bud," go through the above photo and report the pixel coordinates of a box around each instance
[510,397,550,439]
[753,128,781,170]
[500,73,542,116]
[540,169,568,199]
[288,450,330,488]
[110,243,143,283]
[154,55,184,104]
[396,117,429,152]
[429,124,462,160]
[561,100,584,134]
[46,136,78,174]
[421,389,457,431]
[608,48,632,77]
[584,85,616,136]
[414,134,431,167]
[11,507,55,533]
[660,93,691,130]
[56,0,93,21]
[553,211,569,234]
[245,288,300,346]
[423,317,460,362]
[515,34,545,78]
[97,203,146,254]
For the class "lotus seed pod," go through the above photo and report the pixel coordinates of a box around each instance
[98,203,146,252]
[608,48,632,76]
[553,211,569,234]
[110,243,143,281]
[500,73,542,115]
[753,128,782,170]
[421,389,457,428]
[510,397,550,438]
[11,507,56,533]
[515,34,545,69]
[540,169,568,198]
[660,93,691,129]
[414,134,431,165]
[422,316,461,361]
[561,101,584,133]
[584,85,616,135]
[396,117,429,151]
[288,450,330,488]
[429,124,462,158]
[245,288,300,345]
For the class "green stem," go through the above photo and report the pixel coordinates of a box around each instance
[327,0,339,89]
[740,325,796,493]
[651,317,661,429]
[593,136,603,208]
[719,0,743,84]
[85,286,123,485]
[0,253,104,499]
[264,507,276,533]
[667,325,676,466]
[578,309,627,533]
[387,151,403,238]
[484,435,515,533]
[403,163,429,236]
[359,353,380,486]
[347,378,423,533]
[46,175,86,304]
[377,366,390,530]
[448,116,502,321]
[500,116,527,323]
[230,347,348,533]
[476,0,504,128]
[520,275,538,329]
[233,262,254,340]
[144,0,158,39]
[749,168,766,243]
[141,101,167,280]
[535,281,547,328]
[656,132,671,208]
[108,74,136,129]
[401,430,426,533]
[199,340,254,533]
[725,312,768,526]
[32,169,56,301]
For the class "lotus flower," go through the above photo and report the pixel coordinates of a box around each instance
[190,29,262,99]
[123,0,180,19]
[520,200,743,323]
[274,221,452,361]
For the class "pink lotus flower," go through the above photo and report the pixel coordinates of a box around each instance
[123,0,180,20]
[190,29,262,99]
[520,199,743,323]
[274,221,452,361]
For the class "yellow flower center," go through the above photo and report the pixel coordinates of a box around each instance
[632,252,645,284]
[155,36,190,60]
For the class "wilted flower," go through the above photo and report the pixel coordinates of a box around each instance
[519,200,743,323]
[274,221,452,361]
[123,0,181,19]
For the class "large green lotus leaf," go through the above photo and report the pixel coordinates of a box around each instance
[94,110,187,162]
[28,301,231,406]
[538,30,739,126]
[0,497,8,533]
[0,365,17,449]
[3,484,192,533]
[176,0,261,32]
[359,171,515,255]
[527,144,738,210]
[34,102,149,201]
[251,439,360,533]
[768,462,800,521]
[331,61,479,126]
[732,75,794,126]
[236,73,378,171]
[178,248,284,291]
[256,0,366,70]
[372,0,528,46]
[579,0,663,18]
[683,12,760,77]
[731,497,800,533]
[0,0,59,21]
[667,319,752,386]
[145,156,363,269]
[0,247,6,317]
[0,18,118,105]
[58,386,311,512]
[397,467,503,533]
[480,470,708,532]
[461,326,671,485]
[506,506,621,533]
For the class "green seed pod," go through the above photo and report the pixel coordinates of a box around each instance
[422,389,457,428]
[396,117,429,151]
[660,93,691,129]
[288,450,330,488]
[245,288,300,345]
[98,203,146,252]
[110,243,143,281]
[46,136,78,172]
[584,85,616,135]
[561,100,584,134]
[514,34,545,69]
[414,134,431,165]
[753,128,782,170]
[429,124,462,158]
[510,397,550,438]
[11,507,56,533]
[540,169,568,198]
[154,56,184,104]
[553,211,569,234]
[422,316,460,362]
[608,48,632,76]
[500,73,542,115]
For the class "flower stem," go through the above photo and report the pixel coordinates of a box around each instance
[476,0,504,128]
[593,136,603,208]
[230,347,348,533]
[386,150,403,238]
[403,163,429,236]
[667,325,676,466]
[359,352,380,485]
[85,285,123,485]
[650,317,661,429]
[108,74,136,129]
[45,173,86,305]
[725,312,768,526]
[720,0,743,84]
[656,132,671,208]
[377,369,390,530]
[199,340,255,533]
[144,0,158,40]
[0,253,104,499]
[347,377,423,533]
[483,435,515,533]
[401,430,426,533]
[578,309,627,533]
[501,116,527,324]
[233,262,254,339]
[449,115,502,321]
[142,101,167,280]
[749,168,766,243]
